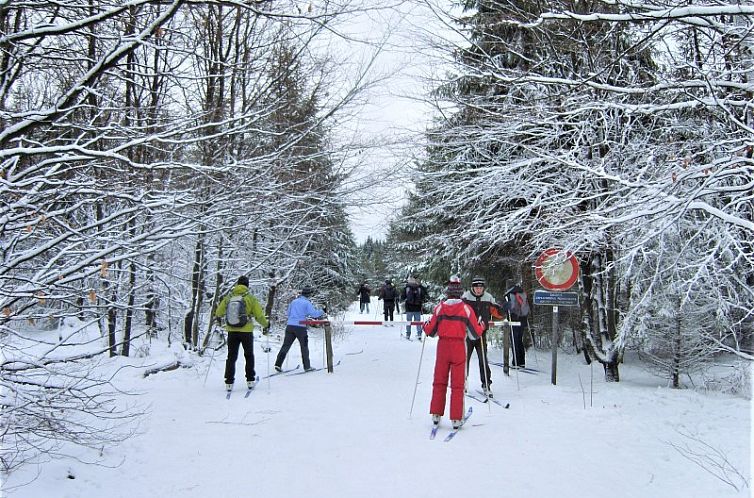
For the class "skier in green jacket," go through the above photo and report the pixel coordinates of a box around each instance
[214,276,269,392]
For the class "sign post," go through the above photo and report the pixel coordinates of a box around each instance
[533,248,580,385]
[551,306,559,386]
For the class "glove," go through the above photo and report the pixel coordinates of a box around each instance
[262,327,270,336]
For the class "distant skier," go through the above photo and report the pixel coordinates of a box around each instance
[400,276,427,340]
[214,275,269,392]
[423,277,483,430]
[504,284,530,368]
[274,286,326,372]
[378,279,398,323]
[357,281,371,314]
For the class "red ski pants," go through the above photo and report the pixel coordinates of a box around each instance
[430,337,467,420]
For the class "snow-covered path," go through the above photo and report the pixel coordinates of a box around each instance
[4,301,751,497]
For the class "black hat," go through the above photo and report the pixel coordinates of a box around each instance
[301,286,314,297]
[471,275,486,287]
[237,276,249,287]
[446,281,463,298]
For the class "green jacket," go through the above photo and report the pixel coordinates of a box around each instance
[214,284,269,332]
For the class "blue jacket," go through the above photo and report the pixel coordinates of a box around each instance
[286,295,325,327]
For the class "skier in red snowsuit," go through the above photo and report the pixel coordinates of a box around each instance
[423,278,483,428]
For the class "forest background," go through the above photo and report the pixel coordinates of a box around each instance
[0,0,752,478]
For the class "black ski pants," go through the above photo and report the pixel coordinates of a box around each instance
[225,331,255,384]
[510,326,526,367]
[275,325,311,370]
[383,300,395,321]
[466,332,492,389]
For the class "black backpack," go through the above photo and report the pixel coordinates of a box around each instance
[405,286,422,306]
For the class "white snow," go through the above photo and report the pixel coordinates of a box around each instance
[3,300,751,498]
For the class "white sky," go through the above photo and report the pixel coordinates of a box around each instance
[329,2,457,244]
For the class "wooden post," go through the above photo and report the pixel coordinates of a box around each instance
[324,322,334,373]
[551,305,559,385]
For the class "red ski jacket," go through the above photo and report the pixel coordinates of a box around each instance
[423,299,483,340]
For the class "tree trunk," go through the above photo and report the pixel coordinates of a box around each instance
[76,295,85,321]
[108,290,117,357]
[187,230,206,349]
[604,360,620,382]
[183,310,194,346]
[671,296,683,388]
[581,250,622,382]
[264,270,277,324]
[144,261,158,337]
[122,257,136,357]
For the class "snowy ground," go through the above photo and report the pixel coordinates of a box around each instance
[3,300,752,498]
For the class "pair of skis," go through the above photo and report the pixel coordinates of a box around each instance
[489,361,540,374]
[429,407,473,442]
[225,366,300,398]
[287,367,323,375]
[466,390,510,409]
[285,359,342,376]
[225,376,260,399]
[403,335,424,342]
[260,365,300,379]
[225,359,342,397]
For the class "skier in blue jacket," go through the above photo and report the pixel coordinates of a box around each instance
[274,286,326,372]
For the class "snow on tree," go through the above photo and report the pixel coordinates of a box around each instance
[393,0,753,381]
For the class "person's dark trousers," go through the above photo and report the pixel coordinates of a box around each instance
[384,301,395,321]
[466,332,492,389]
[510,327,526,367]
[224,332,255,384]
[275,325,311,370]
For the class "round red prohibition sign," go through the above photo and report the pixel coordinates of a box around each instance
[534,248,579,291]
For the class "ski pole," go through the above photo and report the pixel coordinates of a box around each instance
[479,331,492,415]
[395,300,402,340]
[203,328,219,387]
[463,339,470,416]
[266,327,271,393]
[408,333,427,418]
[527,326,539,370]
[507,310,520,391]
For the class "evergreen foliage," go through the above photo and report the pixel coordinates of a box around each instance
[391,0,753,381]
